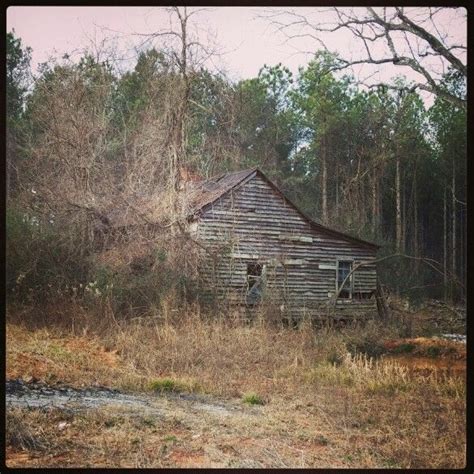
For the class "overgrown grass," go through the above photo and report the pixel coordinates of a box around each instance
[6,408,49,452]
[308,352,410,395]
[426,346,442,358]
[308,351,465,398]
[6,305,466,468]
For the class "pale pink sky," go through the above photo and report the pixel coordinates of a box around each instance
[7,6,466,104]
[7,7,300,79]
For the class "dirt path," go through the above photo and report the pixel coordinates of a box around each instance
[6,378,276,468]
[6,378,255,420]
[6,378,336,468]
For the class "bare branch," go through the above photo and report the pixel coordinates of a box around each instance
[264,7,466,108]
[394,7,466,76]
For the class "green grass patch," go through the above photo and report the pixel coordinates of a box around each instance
[382,457,400,468]
[37,343,74,361]
[306,363,356,387]
[242,393,265,405]
[392,343,416,354]
[150,378,180,393]
[426,346,442,358]
[346,341,386,359]
[149,377,200,394]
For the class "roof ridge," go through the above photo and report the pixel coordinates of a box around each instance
[203,166,258,183]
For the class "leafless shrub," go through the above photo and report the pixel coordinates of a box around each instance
[7,408,49,452]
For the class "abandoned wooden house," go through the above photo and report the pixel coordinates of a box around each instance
[185,168,380,320]
[99,167,380,320]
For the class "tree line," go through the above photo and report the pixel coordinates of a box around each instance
[6,23,466,313]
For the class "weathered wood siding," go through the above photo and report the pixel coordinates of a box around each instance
[195,172,378,318]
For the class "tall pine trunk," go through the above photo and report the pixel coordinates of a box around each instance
[401,171,406,253]
[395,152,402,252]
[321,135,328,224]
[460,207,464,300]
[372,167,378,237]
[413,169,419,274]
[335,154,339,219]
[443,186,448,301]
[451,160,456,301]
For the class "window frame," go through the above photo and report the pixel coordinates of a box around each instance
[336,259,354,299]
[245,262,266,305]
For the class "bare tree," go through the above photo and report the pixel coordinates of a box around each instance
[20,57,116,253]
[130,7,222,192]
[265,7,466,108]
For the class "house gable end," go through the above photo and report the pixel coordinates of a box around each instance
[198,170,378,252]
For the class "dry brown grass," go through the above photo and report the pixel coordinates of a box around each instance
[6,306,466,468]
[6,408,50,453]
[105,315,320,398]
[6,322,146,389]
[6,406,193,468]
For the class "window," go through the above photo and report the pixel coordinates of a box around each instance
[246,263,264,305]
[337,260,353,299]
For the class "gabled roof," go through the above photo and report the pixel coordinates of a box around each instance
[190,167,380,251]
[188,168,258,214]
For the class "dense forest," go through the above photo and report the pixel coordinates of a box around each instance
[6,11,466,317]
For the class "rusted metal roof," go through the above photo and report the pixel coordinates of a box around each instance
[187,167,257,216]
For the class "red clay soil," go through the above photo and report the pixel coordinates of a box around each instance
[382,337,466,377]
[382,337,465,359]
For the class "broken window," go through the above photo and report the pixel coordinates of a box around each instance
[337,260,353,299]
[246,263,264,305]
